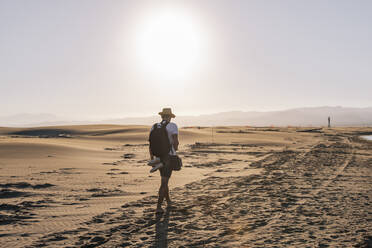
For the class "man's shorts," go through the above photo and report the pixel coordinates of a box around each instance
[159,154,173,178]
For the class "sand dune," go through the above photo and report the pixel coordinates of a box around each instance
[0,125,371,247]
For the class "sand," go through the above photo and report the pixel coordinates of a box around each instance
[0,125,371,247]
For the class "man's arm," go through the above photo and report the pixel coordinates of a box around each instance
[172,134,179,151]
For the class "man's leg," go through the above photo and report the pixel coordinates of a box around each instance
[157,176,169,211]
[164,183,171,204]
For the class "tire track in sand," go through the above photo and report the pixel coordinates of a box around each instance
[227,136,355,246]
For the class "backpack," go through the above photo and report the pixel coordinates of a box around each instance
[149,121,171,157]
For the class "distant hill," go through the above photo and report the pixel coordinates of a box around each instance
[1,107,372,127]
[0,113,59,127]
[105,107,372,127]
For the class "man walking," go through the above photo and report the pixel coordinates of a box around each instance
[149,108,179,213]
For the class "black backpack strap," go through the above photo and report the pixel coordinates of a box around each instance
[160,120,169,128]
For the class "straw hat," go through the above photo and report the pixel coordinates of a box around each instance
[158,108,176,118]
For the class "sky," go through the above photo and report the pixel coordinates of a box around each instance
[0,0,371,119]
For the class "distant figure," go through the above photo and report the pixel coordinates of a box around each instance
[148,108,179,213]
[328,116,331,128]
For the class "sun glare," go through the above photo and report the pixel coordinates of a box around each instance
[136,10,203,80]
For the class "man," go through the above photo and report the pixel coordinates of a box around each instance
[149,108,179,213]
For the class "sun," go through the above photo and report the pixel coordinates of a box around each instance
[136,9,203,80]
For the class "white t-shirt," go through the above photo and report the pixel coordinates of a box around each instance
[151,121,178,155]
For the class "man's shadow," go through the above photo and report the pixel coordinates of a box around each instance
[154,208,171,248]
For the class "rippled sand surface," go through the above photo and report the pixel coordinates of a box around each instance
[0,125,371,247]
